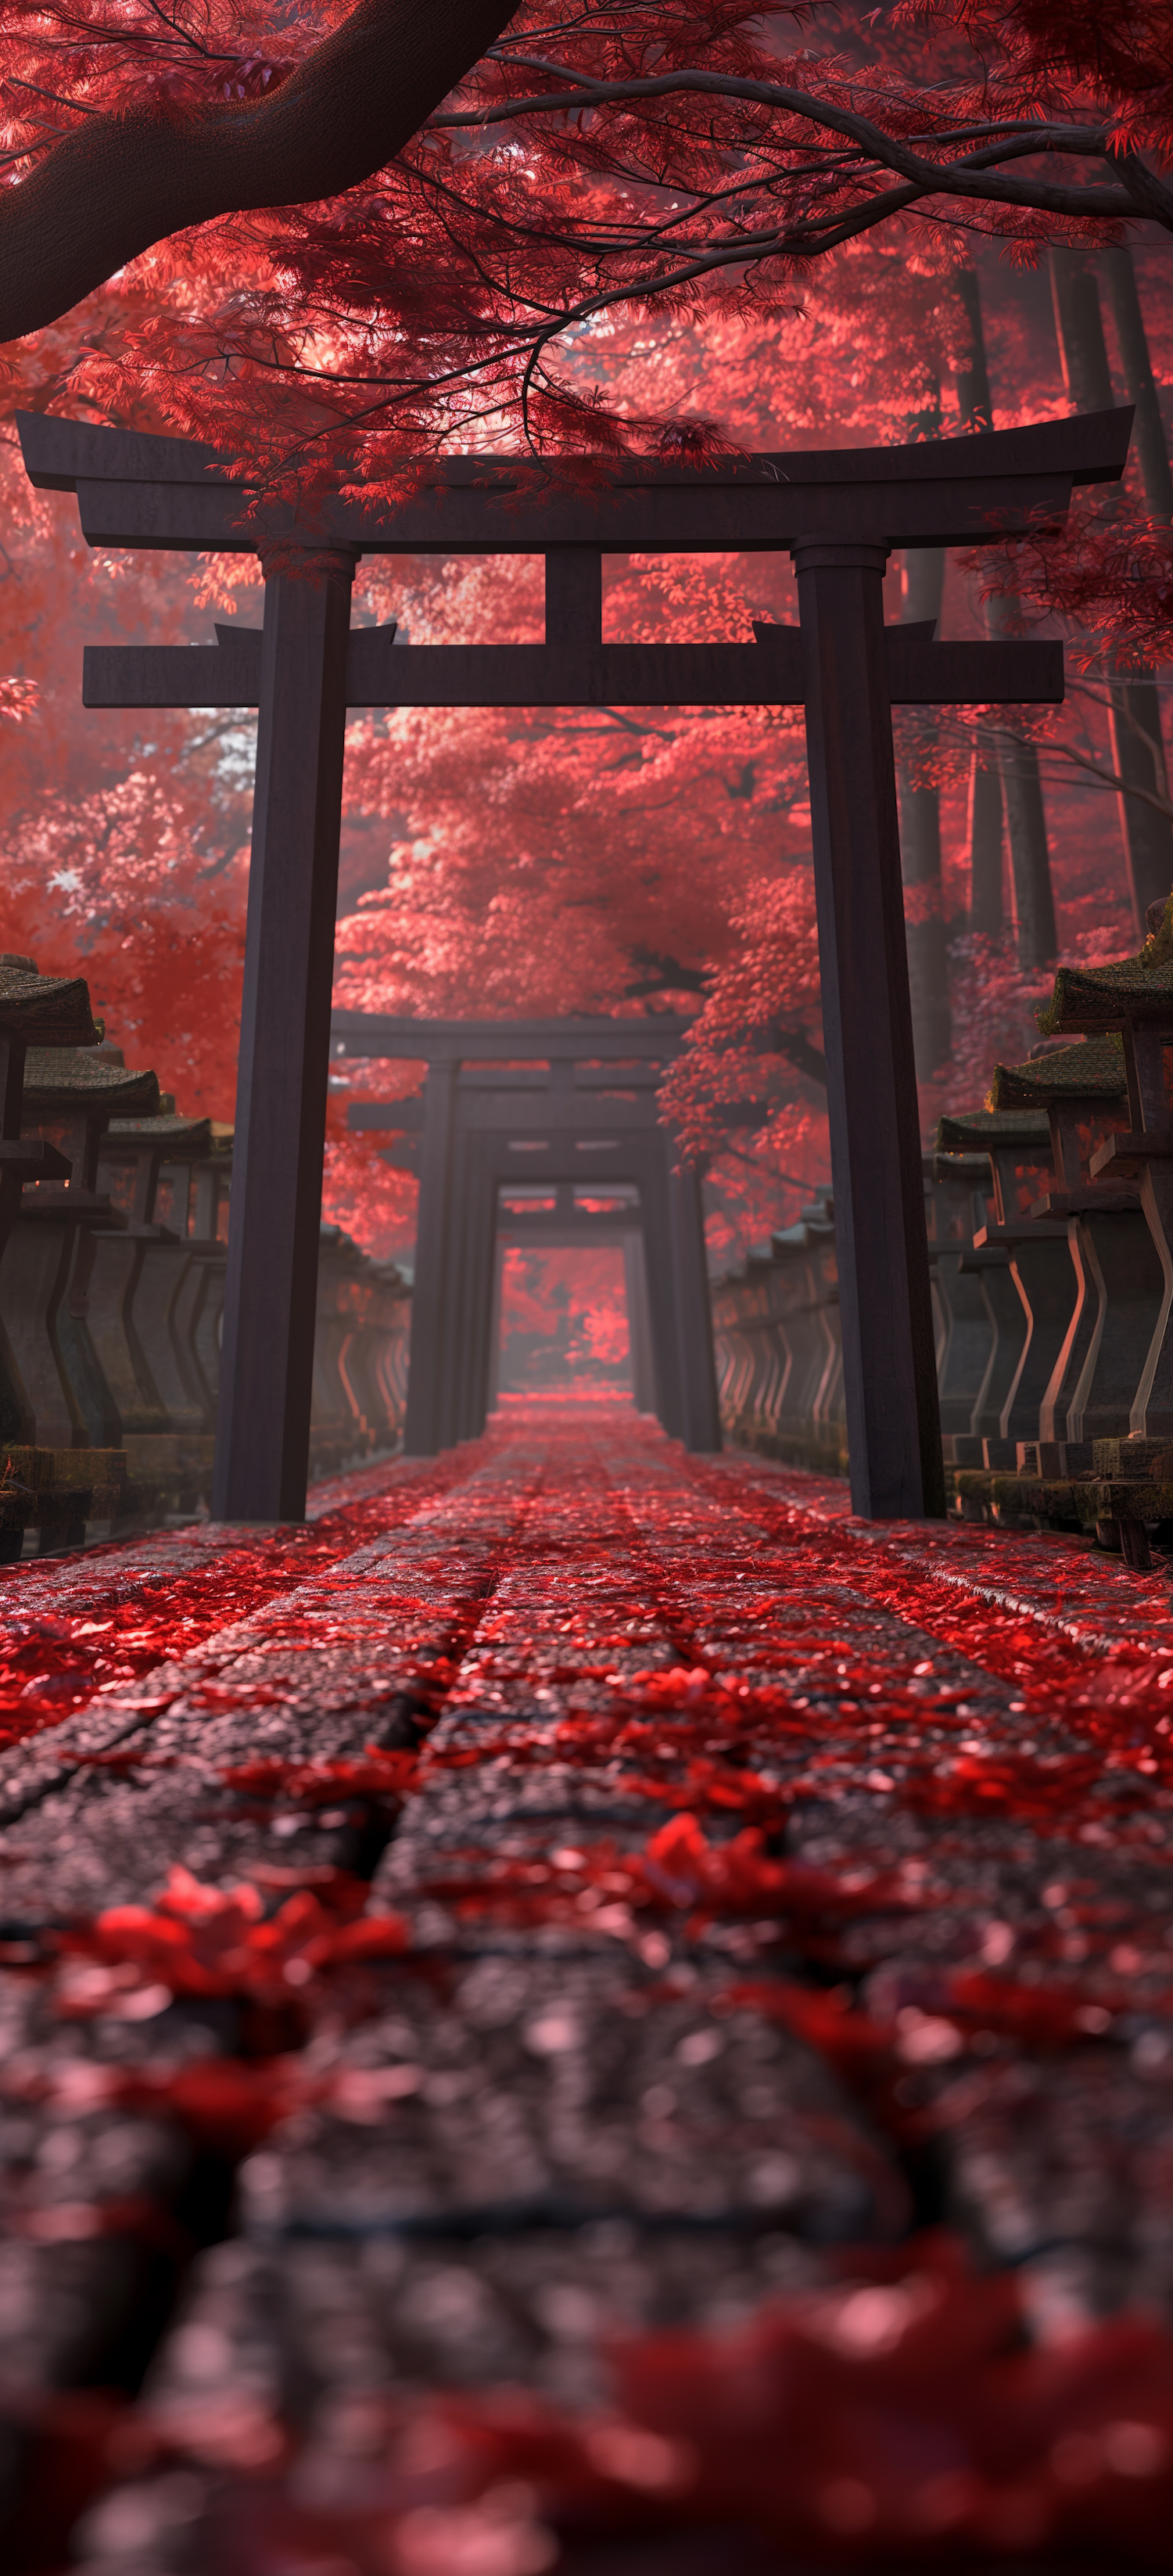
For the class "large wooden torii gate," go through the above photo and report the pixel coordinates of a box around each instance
[18,406,1131,1522]
[332,1011,717,1453]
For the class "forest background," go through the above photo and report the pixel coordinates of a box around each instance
[1,0,1170,1388]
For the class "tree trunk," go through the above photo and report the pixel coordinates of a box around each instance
[953,270,994,432]
[1049,249,1114,411]
[898,547,951,1074]
[954,266,1055,961]
[1050,245,1173,937]
[967,730,1005,933]
[955,278,1006,933]
[0,0,520,343]
[1106,677,1173,926]
[1099,246,1173,523]
[995,714,1058,965]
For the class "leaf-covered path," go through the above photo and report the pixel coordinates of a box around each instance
[2,1401,1171,2571]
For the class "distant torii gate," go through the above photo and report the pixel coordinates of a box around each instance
[489,1190,656,1421]
[332,1011,719,1453]
[18,406,1132,1521]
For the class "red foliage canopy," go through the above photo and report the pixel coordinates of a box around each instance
[1,1,1170,1265]
[1,1,1171,473]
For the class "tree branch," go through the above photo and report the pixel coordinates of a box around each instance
[625,950,710,997]
[430,71,1172,228]
[0,0,520,343]
[1038,732,1173,825]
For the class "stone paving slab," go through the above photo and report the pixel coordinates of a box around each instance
[0,1451,542,1900]
[234,1958,901,2240]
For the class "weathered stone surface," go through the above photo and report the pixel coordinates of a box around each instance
[0,1410,1170,2571]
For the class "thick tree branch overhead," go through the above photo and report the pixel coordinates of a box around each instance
[0,0,519,343]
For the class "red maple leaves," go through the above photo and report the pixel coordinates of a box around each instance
[56,1863,406,2012]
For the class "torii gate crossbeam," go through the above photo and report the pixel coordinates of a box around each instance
[17,407,1132,1522]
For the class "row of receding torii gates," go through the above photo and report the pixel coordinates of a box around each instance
[332,1011,721,1455]
[18,404,1131,1522]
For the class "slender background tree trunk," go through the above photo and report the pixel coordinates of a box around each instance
[1049,244,1173,936]
[1099,247,1173,522]
[954,266,1056,965]
[899,545,952,1075]
[967,731,1006,932]
[956,276,1006,936]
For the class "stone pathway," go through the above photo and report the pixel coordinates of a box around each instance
[0,1403,1170,2571]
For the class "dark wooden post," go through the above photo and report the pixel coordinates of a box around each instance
[635,1141,687,1442]
[546,546,601,652]
[441,1127,476,1447]
[486,1227,505,1409]
[404,1057,457,1455]
[668,1155,722,1450]
[212,548,355,1521]
[794,540,945,1518]
[454,1151,499,1442]
[624,1228,656,1413]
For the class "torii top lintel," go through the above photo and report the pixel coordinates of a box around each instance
[330,1013,691,1062]
[17,407,1131,555]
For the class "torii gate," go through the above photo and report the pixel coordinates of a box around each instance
[489,1192,657,1422]
[330,1011,716,1451]
[18,406,1131,1522]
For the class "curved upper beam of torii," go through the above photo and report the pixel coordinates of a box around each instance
[18,405,1134,1525]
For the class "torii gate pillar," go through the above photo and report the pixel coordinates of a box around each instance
[668,1156,722,1452]
[403,1059,457,1459]
[797,541,942,1516]
[213,551,355,1521]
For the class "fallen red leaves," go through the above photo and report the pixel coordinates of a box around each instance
[56,1864,407,2012]
[414,1809,913,1948]
[113,2236,1173,2569]
[221,1746,421,1804]
[9,1416,1173,2567]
